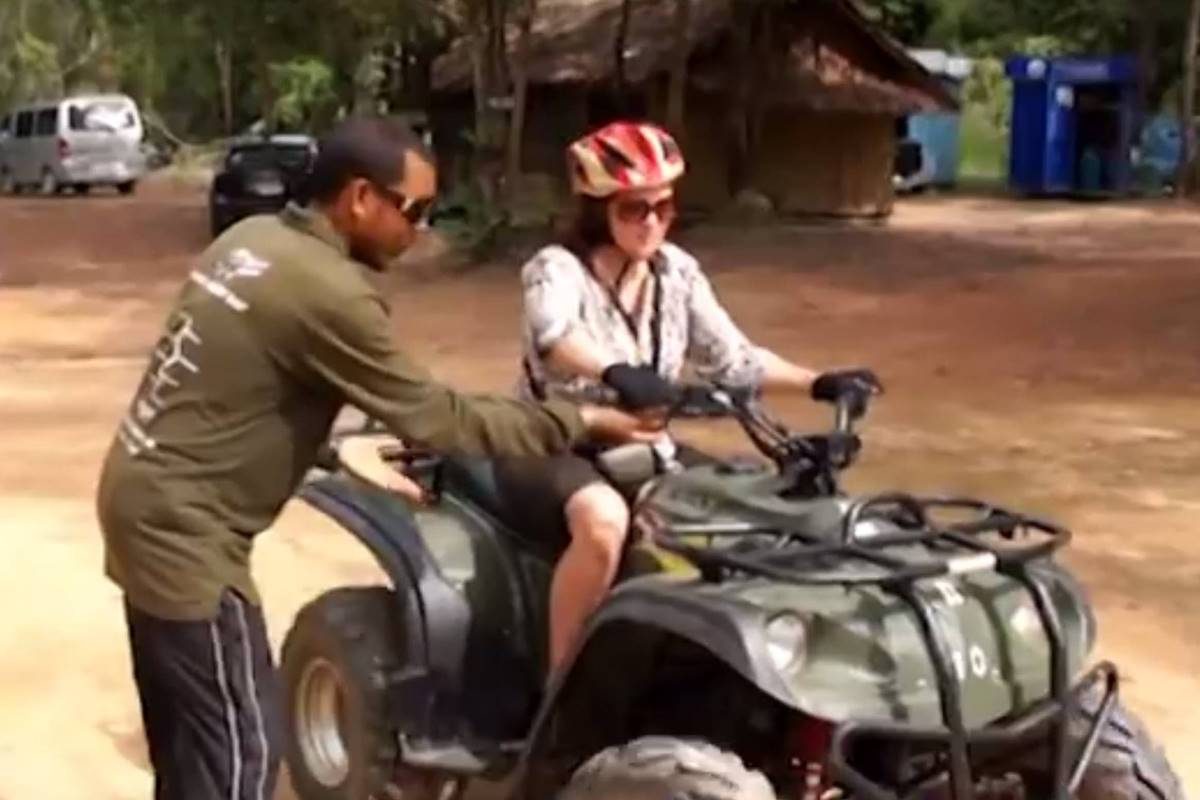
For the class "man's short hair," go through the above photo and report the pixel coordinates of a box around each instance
[302,116,432,204]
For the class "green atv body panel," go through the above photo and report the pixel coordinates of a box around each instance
[609,464,1097,729]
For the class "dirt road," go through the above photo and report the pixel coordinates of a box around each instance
[1,182,1196,798]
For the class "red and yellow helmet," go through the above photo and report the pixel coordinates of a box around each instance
[567,121,686,198]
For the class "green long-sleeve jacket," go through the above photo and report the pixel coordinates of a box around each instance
[97,203,585,620]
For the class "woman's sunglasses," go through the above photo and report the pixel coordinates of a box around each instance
[614,196,677,225]
[370,182,436,225]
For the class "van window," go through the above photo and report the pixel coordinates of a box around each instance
[34,108,57,136]
[69,101,137,132]
[15,111,33,138]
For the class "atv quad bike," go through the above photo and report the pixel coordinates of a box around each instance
[281,388,1185,800]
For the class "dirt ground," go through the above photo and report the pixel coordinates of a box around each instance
[1,180,1197,799]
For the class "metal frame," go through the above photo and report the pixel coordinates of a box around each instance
[828,664,1119,800]
[653,492,1103,800]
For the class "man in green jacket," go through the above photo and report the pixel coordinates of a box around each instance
[96,116,655,800]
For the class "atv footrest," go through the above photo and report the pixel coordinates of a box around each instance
[399,737,528,776]
[400,740,489,775]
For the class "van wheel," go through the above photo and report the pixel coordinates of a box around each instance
[117,180,136,195]
[40,169,60,195]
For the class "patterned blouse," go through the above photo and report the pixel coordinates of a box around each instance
[517,242,764,405]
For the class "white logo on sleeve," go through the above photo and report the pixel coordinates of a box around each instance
[190,248,272,313]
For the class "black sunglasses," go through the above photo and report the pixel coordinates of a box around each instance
[369,181,436,225]
[614,196,677,224]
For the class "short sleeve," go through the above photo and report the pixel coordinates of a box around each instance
[521,246,585,354]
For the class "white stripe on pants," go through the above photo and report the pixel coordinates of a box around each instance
[209,618,243,800]
[235,598,271,800]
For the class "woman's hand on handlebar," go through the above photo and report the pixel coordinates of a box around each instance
[810,368,883,419]
[601,363,678,411]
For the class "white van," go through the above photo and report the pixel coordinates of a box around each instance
[0,93,147,195]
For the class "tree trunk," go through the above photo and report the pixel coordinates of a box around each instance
[1178,0,1200,195]
[666,0,690,134]
[470,28,488,147]
[468,0,508,218]
[727,3,755,194]
[614,0,633,113]
[506,0,536,208]
[256,52,273,133]
[214,40,234,136]
[1135,0,1160,117]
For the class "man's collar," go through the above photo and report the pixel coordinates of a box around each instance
[279,201,351,258]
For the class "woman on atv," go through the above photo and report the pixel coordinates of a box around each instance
[498,121,880,673]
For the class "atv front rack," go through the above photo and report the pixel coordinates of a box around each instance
[652,493,1084,800]
[828,663,1119,800]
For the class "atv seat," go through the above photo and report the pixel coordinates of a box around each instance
[440,456,568,556]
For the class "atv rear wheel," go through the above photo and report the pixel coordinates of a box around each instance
[282,587,452,800]
[557,737,777,800]
[1021,688,1184,800]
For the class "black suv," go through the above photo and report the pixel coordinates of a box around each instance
[209,134,316,237]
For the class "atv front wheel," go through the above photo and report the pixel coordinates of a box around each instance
[558,737,777,800]
[1021,688,1184,800]
[282,587,451,800]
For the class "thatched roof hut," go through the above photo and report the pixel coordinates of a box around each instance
[429,0,956,218]
[433,0,953,114]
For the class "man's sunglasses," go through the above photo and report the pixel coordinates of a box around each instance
[614,196,677,224]
[369,182,436,225]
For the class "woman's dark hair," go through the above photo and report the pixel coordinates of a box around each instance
[300,115,432,204]
[559,195,614,262]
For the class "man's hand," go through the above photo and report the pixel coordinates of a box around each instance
[337,435,430,504]
[579,405,666,445]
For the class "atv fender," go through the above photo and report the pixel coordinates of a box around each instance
[299,474,471,692]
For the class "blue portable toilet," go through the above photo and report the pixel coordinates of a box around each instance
[906,50,973,187]
[1005,55,1138,196]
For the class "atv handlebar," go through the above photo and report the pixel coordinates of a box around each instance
[669,384,863,436]
[667,383,871,493]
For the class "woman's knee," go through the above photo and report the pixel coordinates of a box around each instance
[564,483,629,558]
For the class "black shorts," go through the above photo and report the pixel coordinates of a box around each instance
[491,453,606,549]
[490,446,714,550]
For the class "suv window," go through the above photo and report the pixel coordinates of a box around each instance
[15,111,33,138]
[34,108,58,136]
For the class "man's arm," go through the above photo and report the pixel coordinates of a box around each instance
[286,287,589,457]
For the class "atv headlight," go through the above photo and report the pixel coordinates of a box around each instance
[764,612,808,673]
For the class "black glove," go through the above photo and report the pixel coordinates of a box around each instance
[810,368,883,418]
[601,364,678,411]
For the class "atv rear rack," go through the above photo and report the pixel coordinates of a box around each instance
[652,493,1083,800]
